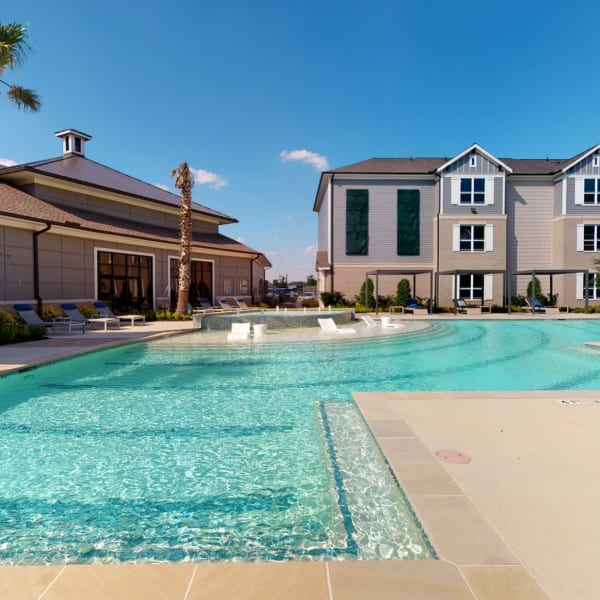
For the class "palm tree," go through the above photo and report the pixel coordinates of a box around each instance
[0,22,41,111]
[171,162,194,314]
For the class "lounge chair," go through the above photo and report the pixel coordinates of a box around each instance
[317,317,357,334]
[216,297,236,311]
[361,315,403,329]
[452,298,482,315]
[227,322,251,341]
[523,298,559,315]
[92,301,145,326]
[13,303,81,335]
[195,297,221,312]
[233,297,252,311]
[403,298,428,314]
[60,302,116,331]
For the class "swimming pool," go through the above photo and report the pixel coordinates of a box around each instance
[1,318,600,565]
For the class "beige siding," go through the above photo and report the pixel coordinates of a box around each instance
[0,226,34,301]
[332,178,436,266]
[506,180,554,295]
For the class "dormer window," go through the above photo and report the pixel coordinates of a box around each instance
[54,129,92,157]
[469,155,477,168]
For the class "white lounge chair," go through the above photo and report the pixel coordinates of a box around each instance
[13,303,81,335]
[452,298,482,315]
[317,317,356,334]
[361,315,403,329]
[92,301,145,326]
[227,322,251,341]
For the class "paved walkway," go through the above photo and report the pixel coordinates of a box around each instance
[1,314,599,597]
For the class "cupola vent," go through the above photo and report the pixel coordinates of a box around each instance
[54,129,92,157]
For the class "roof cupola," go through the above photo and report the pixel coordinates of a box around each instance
[54,129,92,157]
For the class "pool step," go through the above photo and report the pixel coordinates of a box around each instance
[317,401,436,560]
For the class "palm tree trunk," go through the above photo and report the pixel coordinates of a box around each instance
[171,162,195,314]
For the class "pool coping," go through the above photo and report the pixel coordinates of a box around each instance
[2,316,599,597]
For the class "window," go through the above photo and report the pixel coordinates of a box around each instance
[346,189,369,255]
[584,273,600,299]
[460,178,485,204]
[583,225,600,250]
[458,273,483,300]
[459,225,485,251]
[584,179,600,204]
[397,190,420,255]
[469,155,477,168]
[593,155,599,168]
[97,250,153,311]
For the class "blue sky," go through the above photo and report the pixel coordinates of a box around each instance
[2,0,600,282]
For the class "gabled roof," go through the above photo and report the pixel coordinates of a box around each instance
[560,143,600,173]
[0,154,237,224]
[329,157,443,175]
[436,143,513,174]
[0,183,270,266]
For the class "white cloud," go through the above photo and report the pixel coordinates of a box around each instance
[0,158,18,167]
[153,183,170,191]
[280,149,328,171]
[189,167,227,190]
[304,245,316,255]
[236,236,246,244]
[286,215,295,221]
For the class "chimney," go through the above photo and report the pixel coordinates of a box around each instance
[54,129,92,157]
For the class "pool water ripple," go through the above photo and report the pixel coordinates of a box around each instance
[2,319,600,564]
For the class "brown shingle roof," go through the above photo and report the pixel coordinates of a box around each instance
[0,183,265,258]
[0,155,237,223]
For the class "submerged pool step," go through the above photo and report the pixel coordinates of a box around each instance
[317,401,436,561]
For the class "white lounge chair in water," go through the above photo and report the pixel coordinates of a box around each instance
[227,322,251,341]
[361,315,403,329]
[317,317,356,334]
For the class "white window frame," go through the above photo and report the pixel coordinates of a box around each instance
[451,176,495,206]
[593,155,599,168]
[577,272,600,300]
[459,177,486,205]
[575,177,600,205]
[577,224,600,251]
[470,155,477,168]
[452,223,493,252]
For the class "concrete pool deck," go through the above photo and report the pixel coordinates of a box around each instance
[1,314,599,598]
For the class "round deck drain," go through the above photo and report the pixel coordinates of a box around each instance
[436,449,471,464]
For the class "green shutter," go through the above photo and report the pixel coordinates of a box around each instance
[397,190,420,255]
[346,190,369,255]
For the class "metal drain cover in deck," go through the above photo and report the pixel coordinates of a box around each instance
[436,449,471,464]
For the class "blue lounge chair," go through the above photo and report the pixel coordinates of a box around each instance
[14,303,84,335]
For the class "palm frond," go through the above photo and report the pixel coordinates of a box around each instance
[0,22,30,70]
[6,84,41,111]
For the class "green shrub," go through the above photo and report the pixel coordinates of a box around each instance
[0,307,17,326]
[395,279,411,307]
[41,304,64,321]
[357,279,375,309]
[320,291,346,307]
[0,323,46,345]
[77,304,96,318]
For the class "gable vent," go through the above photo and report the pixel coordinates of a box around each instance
[54,129,92,157]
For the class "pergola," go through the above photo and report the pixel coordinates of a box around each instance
[437,269,508,314]
[510,269,590,313]
[364,269,434,314]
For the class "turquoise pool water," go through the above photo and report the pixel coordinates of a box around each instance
[1,318,600,565]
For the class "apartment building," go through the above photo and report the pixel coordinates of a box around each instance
[313,143,600,308]
[0,129,271,311]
